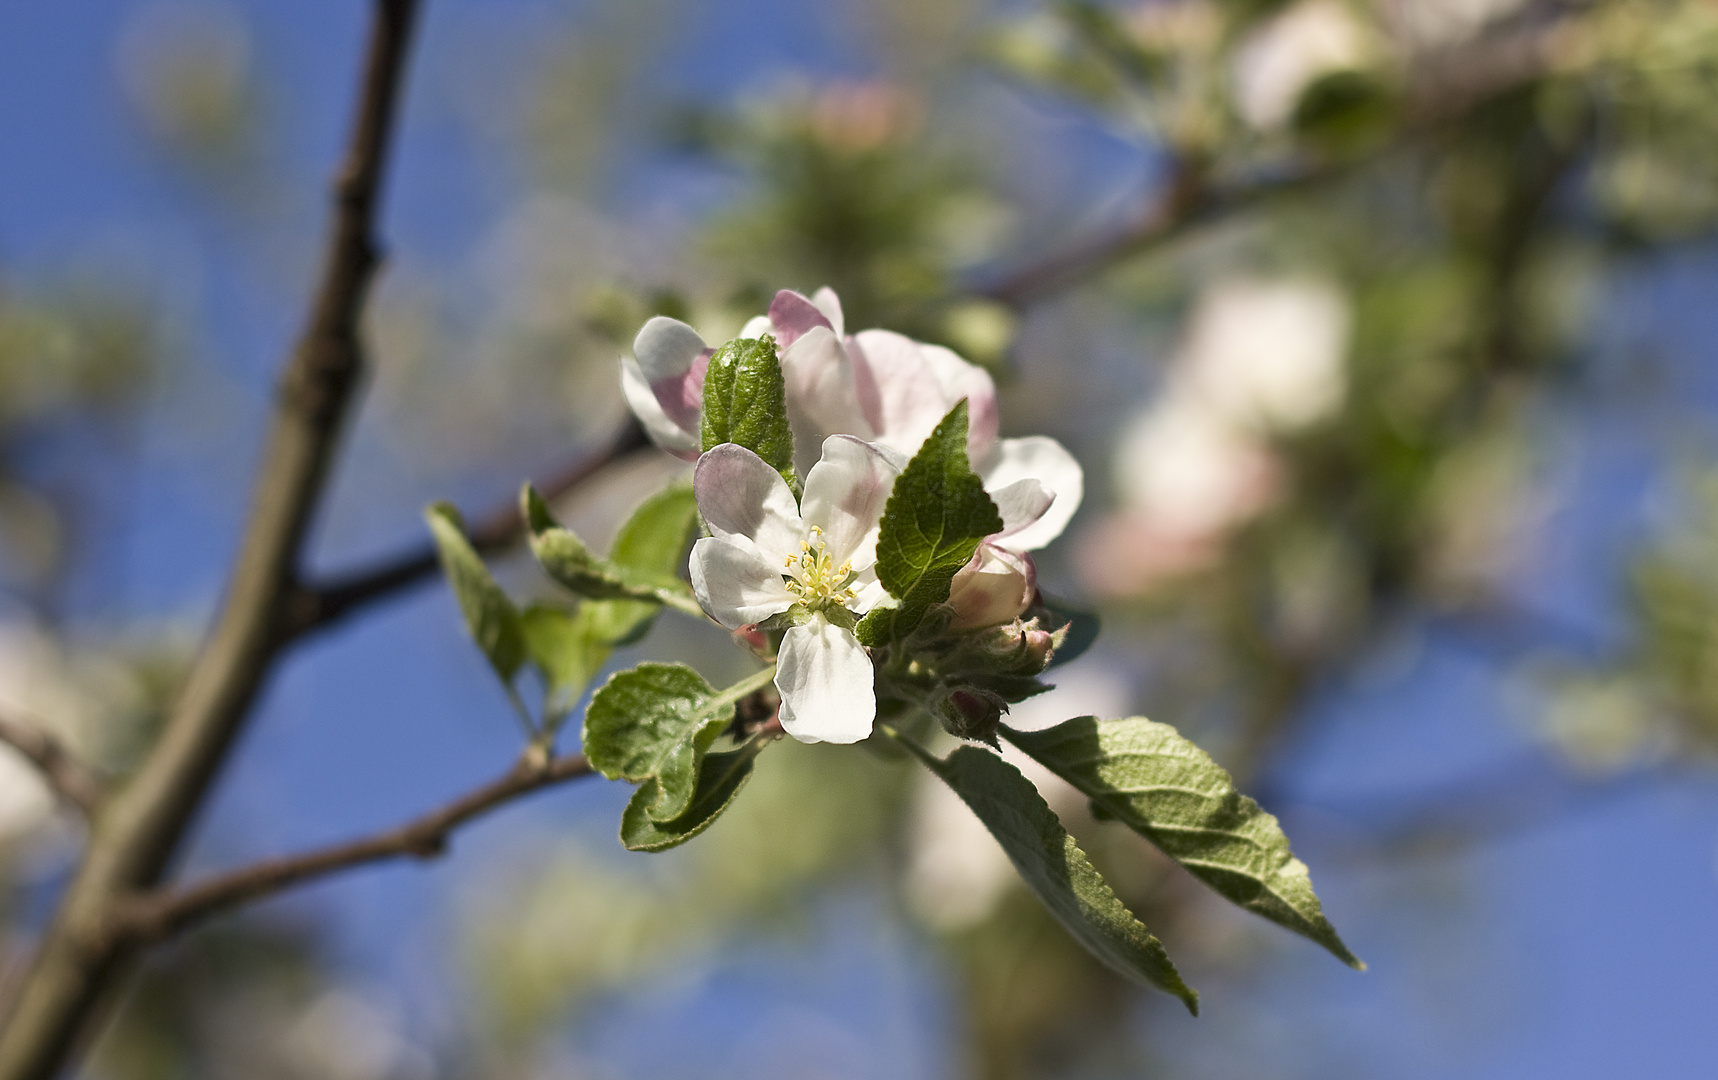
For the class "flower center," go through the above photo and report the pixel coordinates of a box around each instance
[783,526,858,611]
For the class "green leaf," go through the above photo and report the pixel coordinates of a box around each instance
[857,401,1003,645]
[1003,716,1364,970]
[523,485,701,618]
[602,481,702,644]
[904,738,1199,1013]
[425,503,527,685]
[519,603,611,703]
[700,335,797,494]
[619,743,763,851]
[610,481,700,575]
[582,663,776,824]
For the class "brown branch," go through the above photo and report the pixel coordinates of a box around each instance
[0,4,423,1077]
[284,416,649,640]
[114,753,594,946]
[0,716,101,820]
[975,19,1573,309]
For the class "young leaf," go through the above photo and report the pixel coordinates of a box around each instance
[857,401,1003,646]
[700,335,797,494]
[619,743,763,851]
[582,663,776,824]
[1035,593,1101,670]
[520,603,611,704]
[904,738,1200,1014]
[1003,716,1364,970]
[523,485,701,617]
[425,503,527,686]
[601,481,701,644]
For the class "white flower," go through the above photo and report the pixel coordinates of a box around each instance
[1079,276,1351,595]
[1232,0,1375,130]
[619,288,1085,564]
[619,316,710,462]
[688,435,901,744]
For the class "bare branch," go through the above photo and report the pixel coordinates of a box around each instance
[115,753,594,945]
[0,4,424,1076]
[0,716,101,819]
[975,19,1572,309]
[285,416,650,640]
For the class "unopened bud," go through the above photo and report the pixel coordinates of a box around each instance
[947,545,1035,631]
[937,687,1006,744]
[734,623,770,654]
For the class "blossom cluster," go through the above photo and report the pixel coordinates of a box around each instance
[621,288,1084,744]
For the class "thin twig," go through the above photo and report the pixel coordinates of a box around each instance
[115,753,594,945]
[975,19,1572,309]
[284,416,650,639]
[0,715,101,819]
[0,4,424,1077]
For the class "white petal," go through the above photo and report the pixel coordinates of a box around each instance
[847,566,891,614]
[800,435,900,568]
[632,316,706,383]
[689,536,795,629]
[693,444,805,563]
[919,342,1000,457]
[780,325,873,440]
[810,286,845,339]
[988,477,1055,544]
[768,290,836,348]
[621,357,700,459]
[980,437,1084,552]
[846,329,950,457]
[738,315,773,339]
[776,619,876,744]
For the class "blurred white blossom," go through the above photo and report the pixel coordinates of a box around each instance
[1373,0,1529,51]
[0,619,135,842]
[1081,276,1351,595]
[1232,0,1377,130]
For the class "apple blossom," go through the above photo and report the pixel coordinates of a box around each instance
[688,435,900,744]
[618,289,1085,604]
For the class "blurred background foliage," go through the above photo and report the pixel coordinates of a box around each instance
[4,0,1718,1078]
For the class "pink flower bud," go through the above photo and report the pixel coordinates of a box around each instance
[734,623,770,654]
[947,544,1035,631]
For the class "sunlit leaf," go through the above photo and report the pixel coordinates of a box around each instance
[425,502,527,686]
[701,334,797,494]
[1004,716,1364,969]
[619,743,764,851]
[583,663,777,824]
[857,401,1002,646]
[904,737,1199,1013]
[523,485,699,616]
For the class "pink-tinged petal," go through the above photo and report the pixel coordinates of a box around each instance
[689,536,796,629]
[988,477,1055,544]
[650,349,709,437]
[801,435,901,568]
[776,618,876,744]
[693,444,805,563]
[920,342,999,458]
[780,326,874,440]
[633,316,706,383]
[947,544,1036,631]
[809,286,845,339]
[621,357,700,459]
[768,290,835,349]
[979,437,1084,552]
[843,330,946,456]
